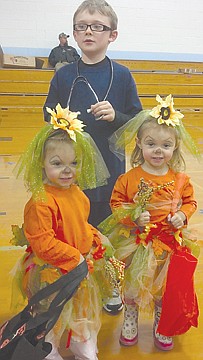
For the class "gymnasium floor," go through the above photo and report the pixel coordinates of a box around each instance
[0,148,203,359]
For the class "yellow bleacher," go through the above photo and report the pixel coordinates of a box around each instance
[0,59,202,154]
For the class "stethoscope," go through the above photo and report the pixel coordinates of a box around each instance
[66,57,114,116]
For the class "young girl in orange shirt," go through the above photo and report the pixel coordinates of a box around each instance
[11,104,123,360]
[99,95,201,351]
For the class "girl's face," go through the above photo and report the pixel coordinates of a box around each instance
[43,142,77,189]
[137,125,176,172]
[73,10,117,62]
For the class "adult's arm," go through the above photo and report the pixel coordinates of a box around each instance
[48,49,57,67]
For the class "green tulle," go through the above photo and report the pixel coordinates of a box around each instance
[75,132,110,191]
[15,125,52,201]
[15,125,110,201]
[109,110,150,160]
[98,202,142,235]
[177,120,201,160]
[109,110,201,161]
[183,237,200,258]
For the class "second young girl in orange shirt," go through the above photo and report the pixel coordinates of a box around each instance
[100,95,200,351]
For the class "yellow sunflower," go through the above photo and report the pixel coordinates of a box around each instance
[46,103,86,141]
[150,94,184,127]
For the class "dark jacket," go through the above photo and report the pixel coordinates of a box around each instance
[43,57,142,203]
[48,44,80,67]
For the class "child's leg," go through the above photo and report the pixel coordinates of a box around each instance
[153,303,173,351]
[45,330,64,360]
[69,337,98,360]
[119,298,138,346]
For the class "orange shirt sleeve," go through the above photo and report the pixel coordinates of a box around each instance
[110,174,136,227]
[179,175,197,222]
[88,225,101,246]
[24,203,80,273]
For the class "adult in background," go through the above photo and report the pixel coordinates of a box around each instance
[48,32,80,71]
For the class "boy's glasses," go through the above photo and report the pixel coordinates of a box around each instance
[73,24,112,32]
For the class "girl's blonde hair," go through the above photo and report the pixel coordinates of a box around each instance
[16,125,110,200]
[130,116,186,172]
[73,0,118,30]
[43,129,72,154]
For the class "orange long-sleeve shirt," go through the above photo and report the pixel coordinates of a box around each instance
[110,166,197,227]
[24,184,101,272]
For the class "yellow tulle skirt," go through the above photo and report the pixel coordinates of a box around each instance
[107,223,199,315]
[10,251,116,343]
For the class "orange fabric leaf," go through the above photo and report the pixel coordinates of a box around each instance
[40,268,61,284]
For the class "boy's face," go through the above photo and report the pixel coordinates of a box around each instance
[73,10,117,60]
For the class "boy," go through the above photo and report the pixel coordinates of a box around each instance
[43,0,142,316]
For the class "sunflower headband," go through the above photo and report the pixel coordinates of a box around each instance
[149,94,184,127]
[108,94,201,161]
[15,104,110,200]
[46,103,85,141]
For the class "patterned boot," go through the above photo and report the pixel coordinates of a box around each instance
[153,304,173,351]
[119,303,138,346]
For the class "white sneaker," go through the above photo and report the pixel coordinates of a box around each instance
[103,288,123,314]
[70,338,98,360]
[45,346,64,360]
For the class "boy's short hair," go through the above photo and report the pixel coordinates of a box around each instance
[73,0,118,30]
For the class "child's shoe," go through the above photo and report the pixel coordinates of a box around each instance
[45,330,64,360]
[153,304,173,351]
[103,287,123,314]
[45,345,64,360]
[70,337,98,360]
[119,303,138,346]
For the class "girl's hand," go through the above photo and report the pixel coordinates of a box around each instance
[90,101,115,122]
[135,211,150,227]
[86,258,94,273]
[168,211,186,229]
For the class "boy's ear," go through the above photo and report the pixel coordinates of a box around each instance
[109,30,118,43]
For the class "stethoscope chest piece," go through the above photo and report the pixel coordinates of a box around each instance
[66,57,114,112]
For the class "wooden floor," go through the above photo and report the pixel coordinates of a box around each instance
[0,62,203,358]
[0,80,203,359]
[0,149,203,359]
